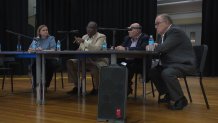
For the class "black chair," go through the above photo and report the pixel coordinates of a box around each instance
[134,58,159,99]
[0,67,13,92]
[134,72,155,99]
[53,58,64,91]
[0,58,15,92]
[54,67,64,91]
[183,44,209,109]
[84,71,95,92]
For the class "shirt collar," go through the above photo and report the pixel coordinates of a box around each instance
[162,24,172,38]
[131,33,142,42]
[88,32,98,39]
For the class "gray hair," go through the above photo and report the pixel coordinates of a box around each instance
[158,13,173,24]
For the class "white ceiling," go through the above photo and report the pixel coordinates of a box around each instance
[157,0,202,5]
[157,0,202,24]
[157,0,202,14]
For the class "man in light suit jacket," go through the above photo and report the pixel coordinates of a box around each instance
[149,14,196,110]
[67,21,108,95]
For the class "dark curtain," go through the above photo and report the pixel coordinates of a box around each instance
[202,0,218,76]
[0,0,29,51]
[36,0,157,50]
[0,1,6,48]
[0,0,29,74]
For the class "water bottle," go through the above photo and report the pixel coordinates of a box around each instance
[148,35,154,51]
[56,40,61,51]
[102,40,107,51]
[17,43,22,51]
[32,40,37,50]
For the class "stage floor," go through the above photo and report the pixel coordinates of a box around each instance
[0,74,217,123]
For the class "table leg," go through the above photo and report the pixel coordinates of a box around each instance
[142,57,146,101]
[36,54,41,104]
[110,54,117,65]
[41,54,45,104]
[82,57,86,96]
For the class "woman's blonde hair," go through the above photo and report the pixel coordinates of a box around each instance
[36,25,48,37]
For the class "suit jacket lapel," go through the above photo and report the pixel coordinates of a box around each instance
[91,32,99,44]
[136,34,143,47]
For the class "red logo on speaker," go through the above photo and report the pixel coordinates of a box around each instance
[116,108,121,118]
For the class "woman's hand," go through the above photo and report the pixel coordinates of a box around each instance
[28,47,43,52]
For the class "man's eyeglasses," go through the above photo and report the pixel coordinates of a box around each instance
[128,26,142,31]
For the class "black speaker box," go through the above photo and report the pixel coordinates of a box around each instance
[98,65,127,122]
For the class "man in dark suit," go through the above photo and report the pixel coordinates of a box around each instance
[149,14,196,110]
[115,23,151,96]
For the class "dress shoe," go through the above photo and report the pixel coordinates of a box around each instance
[158,94,171,104]
[168,96,188,110]
[88,89,98,95]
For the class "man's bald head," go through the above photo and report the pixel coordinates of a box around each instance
[128,23,142,38]
[86,21,98,37]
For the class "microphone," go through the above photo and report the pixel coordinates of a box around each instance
[57,30,79,33]
[6,29,33,40]
[70,30,79,33]
[6,29,15,34]
[33,37,40,41]
[98,27,129,31]
[98,27,114,30]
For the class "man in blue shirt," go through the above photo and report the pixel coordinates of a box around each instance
[28,25,57,90]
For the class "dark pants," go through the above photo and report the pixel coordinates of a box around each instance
[31,59,58,88]
[119,58,152,90]
[126,60,141,88]
[149,65,185,101]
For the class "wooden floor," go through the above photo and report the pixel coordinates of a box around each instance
[0,74,218,123]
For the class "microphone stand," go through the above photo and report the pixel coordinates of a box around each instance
[112,30,116,50]
[98,28,128,65]
[57,30,79,50]
[98,28,128,50]
[6,30,33,51]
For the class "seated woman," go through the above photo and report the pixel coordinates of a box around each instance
[28,25,57,89]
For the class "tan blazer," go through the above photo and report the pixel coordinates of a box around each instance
[79,32,108,67]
